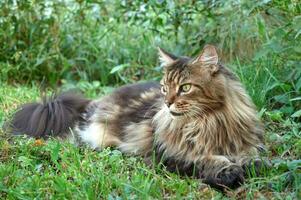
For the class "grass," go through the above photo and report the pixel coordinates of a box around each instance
[0,80,300,199]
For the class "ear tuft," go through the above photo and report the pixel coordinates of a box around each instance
[158,47,177,66]
[194,45,218,65]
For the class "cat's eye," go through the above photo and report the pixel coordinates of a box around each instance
[161,85,167,94]
[180,84,191,93]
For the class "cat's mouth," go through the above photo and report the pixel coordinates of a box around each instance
[170,111,184,116]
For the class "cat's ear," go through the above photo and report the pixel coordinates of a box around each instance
[158,47,177,66]
[193,44,219,66]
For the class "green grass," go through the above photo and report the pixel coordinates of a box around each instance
[0,82,300,199]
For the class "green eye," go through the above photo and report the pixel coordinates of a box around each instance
[181,84,191,93]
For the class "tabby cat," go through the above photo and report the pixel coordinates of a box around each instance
[10,45,265,190]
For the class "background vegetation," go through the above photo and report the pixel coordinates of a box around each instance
[0,0,300,199]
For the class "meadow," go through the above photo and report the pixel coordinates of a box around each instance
[0,0,300,199]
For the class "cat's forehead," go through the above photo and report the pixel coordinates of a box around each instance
[162,58,191,84]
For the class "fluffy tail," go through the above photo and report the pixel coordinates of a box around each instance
[9,91,90,138]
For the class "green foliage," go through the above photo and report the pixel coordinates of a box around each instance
[0,0,165,85]
[1,0,300,82]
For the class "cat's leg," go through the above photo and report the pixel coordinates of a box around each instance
[196,156,270,190]
[196,155,245,190]
[160,155,245,190]
[76,122,121,150]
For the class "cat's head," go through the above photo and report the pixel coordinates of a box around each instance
[158,45,233,118]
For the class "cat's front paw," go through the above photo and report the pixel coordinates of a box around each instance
[217,165,245,189]
[202,165,244,190]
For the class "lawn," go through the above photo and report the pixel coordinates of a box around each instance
[0,0,300,199]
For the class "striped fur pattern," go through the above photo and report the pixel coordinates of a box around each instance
[9,45,265,190]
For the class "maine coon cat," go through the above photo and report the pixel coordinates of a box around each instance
[10,45,265,190]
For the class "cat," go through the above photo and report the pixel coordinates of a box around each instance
[9,45,265,190]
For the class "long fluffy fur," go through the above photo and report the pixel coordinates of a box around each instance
[9,91,90,138]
